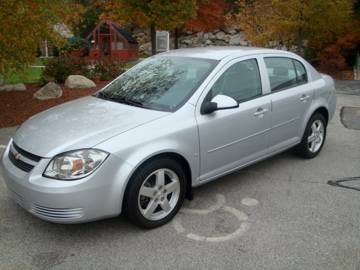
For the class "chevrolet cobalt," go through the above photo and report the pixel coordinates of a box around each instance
[1,47,336,228]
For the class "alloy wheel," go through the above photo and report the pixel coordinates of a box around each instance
[307,119,324,153]
[138,168,180,221]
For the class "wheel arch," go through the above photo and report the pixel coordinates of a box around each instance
[296,106,328,158]
[313,107,329,124]
[122,151,193,212]
[301,103,329,138]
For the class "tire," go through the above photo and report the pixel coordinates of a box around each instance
[124,158,186,228]
[296,113,327,159]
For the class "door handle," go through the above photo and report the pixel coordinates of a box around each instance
[300,94,310,102]
[254,107,268,116]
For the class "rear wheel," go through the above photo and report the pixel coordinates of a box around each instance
[124,158,186,228]
[296,113,327,158]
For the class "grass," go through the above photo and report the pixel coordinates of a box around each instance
[1,57,51,84]
[34,57,50,66]
[2,57,139,84]
[4,66,43,84]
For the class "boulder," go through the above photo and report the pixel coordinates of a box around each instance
[239,32,249,46]
[65,75,96,89]
[0,83,26,92]
[228,29,237,35]
[208,32,216,40]
[240,40,249,46]
[214,39,227,46]
[139,42,152,55]
[215,31,226,40]
[182,39,192,45]
[229,34,242,46]
[34,82,62,100]
[224,26,237,35]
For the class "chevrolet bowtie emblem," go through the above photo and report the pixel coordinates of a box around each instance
[14,153,21,160]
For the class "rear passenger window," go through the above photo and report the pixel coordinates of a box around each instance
[293,60,307,84]
[211,59,262,102]
[264,57,308,92]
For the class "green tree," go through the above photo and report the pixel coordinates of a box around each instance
[103,0,198,55]
[0,0,82,78]
[73,0,104,38]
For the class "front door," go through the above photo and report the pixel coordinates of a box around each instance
[100,35,111,56]
[196,57,271,181]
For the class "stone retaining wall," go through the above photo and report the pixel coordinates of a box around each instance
[133,26,249,55]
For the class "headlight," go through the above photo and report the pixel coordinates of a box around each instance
[43,149,109,180]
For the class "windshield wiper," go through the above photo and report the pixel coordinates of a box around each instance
[110,96,145,108]
[94,91,111,100]
[95,91,145,108]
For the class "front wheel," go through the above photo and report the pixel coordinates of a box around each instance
[124,158,186,228]
[296,113,327,159]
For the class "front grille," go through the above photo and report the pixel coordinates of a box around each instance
[8,150,34,172]
[8,142,41,173]
[12,142,41,162]
[31,204,83,219]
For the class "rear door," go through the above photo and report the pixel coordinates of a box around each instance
[262,56,314,153]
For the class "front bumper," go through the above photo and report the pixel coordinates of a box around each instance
[0,140,134,224]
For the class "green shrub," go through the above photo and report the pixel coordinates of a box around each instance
[92,59,125,81]
[61,37,91,56]
[42,56,126,84]
[42,56,85,83]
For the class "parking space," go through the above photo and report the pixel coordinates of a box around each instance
[0,93,360,270]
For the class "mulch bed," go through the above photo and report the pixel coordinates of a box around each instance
[0,81,110,128]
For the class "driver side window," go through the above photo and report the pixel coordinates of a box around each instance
[210,59,262,102]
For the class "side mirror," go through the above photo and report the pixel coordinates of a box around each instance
[201,94,238,115]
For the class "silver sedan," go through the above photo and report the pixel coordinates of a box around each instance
[1,47,336,228]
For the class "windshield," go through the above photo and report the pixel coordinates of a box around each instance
[96,56,218,112]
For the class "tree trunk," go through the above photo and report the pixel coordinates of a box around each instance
[150,24,156,55]
[174,28,179,49]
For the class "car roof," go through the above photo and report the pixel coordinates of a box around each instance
[158,46,291,60]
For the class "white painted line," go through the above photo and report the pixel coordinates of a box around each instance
[180,194,226,215]
[172,219,185,234]
[173,194,252,243]
[187,222,250,243]
[0,145,5,149]
[174,206,250,242]
[185,206,249,243]
[223,205,248,221]
[241,198,259,207]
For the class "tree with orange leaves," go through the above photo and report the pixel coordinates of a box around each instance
[318,31,360,74]
[236,0,354,57]
[184,0,230,32]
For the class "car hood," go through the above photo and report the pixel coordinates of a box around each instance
[13,96,169,157]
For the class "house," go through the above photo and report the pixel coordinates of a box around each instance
[39,23,74,57]
[87,20,138,61]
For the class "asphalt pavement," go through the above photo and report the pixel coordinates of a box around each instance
[0,92,359,270]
